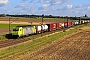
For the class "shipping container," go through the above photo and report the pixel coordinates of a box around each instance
[46,23,57,31]
[61,23,64,28]
[57,22,64,28]
[36,25,41,33]
[80,21,84,24]
[64,22,67,28]
[69,22,73,27]
[82,21,85,24]
[88,20,90,22]
[56,23,60,29]
[64,22,73,28]
[42,24,48,32]
[79,21,82,24]
[59,23,62,28]
[74,21,79,25]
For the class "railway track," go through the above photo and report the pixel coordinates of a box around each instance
[0,39,28,48]
[0,28,64,49]
[0,24,83,49]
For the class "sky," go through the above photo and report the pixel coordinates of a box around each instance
[0,0,90,16]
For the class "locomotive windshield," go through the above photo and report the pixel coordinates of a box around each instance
[13,28,19,31]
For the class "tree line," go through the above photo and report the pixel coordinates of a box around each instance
[0,14,61,18]
[0,14,90,20]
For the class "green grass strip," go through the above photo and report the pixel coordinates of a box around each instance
[0,24,25,28]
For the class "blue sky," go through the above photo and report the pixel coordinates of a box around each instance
[0,0,90,16]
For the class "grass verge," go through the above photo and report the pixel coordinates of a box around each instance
[0,24,25,28]
[0,35,6,41]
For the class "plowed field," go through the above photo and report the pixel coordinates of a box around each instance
[0,28,10,34]
[15,29,90,60]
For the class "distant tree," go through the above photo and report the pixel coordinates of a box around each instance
[0,14,5,17]
[85,14,88,17]
[49,15,53,18]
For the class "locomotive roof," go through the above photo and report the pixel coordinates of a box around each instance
[16,25,34,27]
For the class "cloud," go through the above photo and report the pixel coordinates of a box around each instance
[66,5,73,9]
[57,4,73,11]
[22,0,28,1]
[38,0,50,3]
[0,7,11,13]
[58,4,90,11]
[74,4,83,8]
[0,0,8,7]
[42,4,50,7]
[21,0,36,3]
[15,3,36,14]
[38,0,72,15]
[38,4,50,11]
[38,0,71,5]
[66,4,85,10]
[50,0,70,5]
[22,0,26,1]
[56,4,90,16]
[87,6,90,10]
[73,10,86,15]
[38,0,71,13]
[73,10,79,13]
[3,0,89,16]
[15,3,32,10]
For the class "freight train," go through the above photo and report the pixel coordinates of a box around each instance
[7,20,90,38]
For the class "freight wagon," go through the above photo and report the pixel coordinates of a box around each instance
[59,23,63,28]
[84,20,90,23]
[56,23,63,29]
[42,25,48,32]
[46,23,57,31]
[82,20,85,24]
[36,25,48,33]
[74,21,79,25]
[88,20,90,23]
[36,25,41,33]
[61,23,65,28]
[64,22,73,28]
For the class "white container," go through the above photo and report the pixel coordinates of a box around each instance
[37,26,41,33]
[62,23,64,27]
[42,25,48,31]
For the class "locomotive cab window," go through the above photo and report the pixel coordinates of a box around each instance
[19,29,22,31]
[13,28,19,31]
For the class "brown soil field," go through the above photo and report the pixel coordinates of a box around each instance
[0,18,62,34]
[13,29,90,60]
[0,17,67,25]
[0,28,13,34]
[0,28,10,34]
[0,17,69,33]
[0,20,53,34]
[0,19,61,26]
[0,21,41,25]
